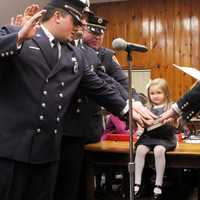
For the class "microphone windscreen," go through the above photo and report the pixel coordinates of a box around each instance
[112,38,127,51]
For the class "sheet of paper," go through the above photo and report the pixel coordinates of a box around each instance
[173,64,200,80]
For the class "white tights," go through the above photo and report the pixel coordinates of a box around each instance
[134,145,166,193]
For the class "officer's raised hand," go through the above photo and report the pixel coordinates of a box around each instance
[10,15,23,26]
[22,4,41,26]
[11,4,40,27]
[17,9,46,45]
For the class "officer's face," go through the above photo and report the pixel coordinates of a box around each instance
[54,12,81,42]
[83,30,104,50]
[73,18,87,40]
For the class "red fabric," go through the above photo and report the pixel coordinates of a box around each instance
[101,132,183,143]
[101,132,137,142]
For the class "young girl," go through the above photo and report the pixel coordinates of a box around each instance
[134,78,177,200]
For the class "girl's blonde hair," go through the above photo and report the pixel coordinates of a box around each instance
[147,78,171,109]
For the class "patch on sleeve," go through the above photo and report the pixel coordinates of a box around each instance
[112,55,120,65]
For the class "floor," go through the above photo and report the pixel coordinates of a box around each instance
[94,168,198,200]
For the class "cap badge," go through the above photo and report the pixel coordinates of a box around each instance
[98,18,103,24]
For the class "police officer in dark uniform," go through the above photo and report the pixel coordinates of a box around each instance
[54,10,154,200]
[0,0,143,199]
[54,15,130,200]
[82,14,142,143]
[85,15,128,90]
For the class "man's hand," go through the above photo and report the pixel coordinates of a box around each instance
[11,4,40,27]
[133,101,157,119]
[132,101,157,127]
[10,15,23,26]
[160,108,180,124]
[22,4,40,25]
[17,9,46,45]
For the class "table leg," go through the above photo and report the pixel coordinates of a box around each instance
[198,170,200,200]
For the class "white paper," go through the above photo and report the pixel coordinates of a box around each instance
[173,64,200,80]
[184,139,200,144]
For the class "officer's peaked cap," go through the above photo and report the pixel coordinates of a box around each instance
[87,15,108,35]
[47,0,86,23]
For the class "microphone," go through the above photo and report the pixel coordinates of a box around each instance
[112,38,148,52]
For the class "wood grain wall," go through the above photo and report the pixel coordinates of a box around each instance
[92,0,200,101]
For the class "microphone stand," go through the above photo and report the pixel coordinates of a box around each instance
[127,49,135,200]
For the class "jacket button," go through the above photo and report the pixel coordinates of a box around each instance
[36,128,41,133]
[58,105,62,110]
[41,102,46,108]
[54,129,58,134]
[56,117,60,122]
[60,82,65,87]
[43,91,48,96]
[1,53,5,57]
[59,93,63,98]
[76,109,80,113]
[39,115,44,120]
[77,98,82,103]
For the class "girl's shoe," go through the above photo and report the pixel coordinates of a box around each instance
[153,185,163,200]
[134,183,142,199]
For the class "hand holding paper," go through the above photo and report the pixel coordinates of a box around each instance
[173,64,200,80]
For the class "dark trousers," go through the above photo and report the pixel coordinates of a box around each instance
[54,136,85,200]
[0,157,58,200]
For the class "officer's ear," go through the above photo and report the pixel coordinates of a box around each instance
[54,11,63,24]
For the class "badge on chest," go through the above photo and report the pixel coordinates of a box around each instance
[72,57,79,74]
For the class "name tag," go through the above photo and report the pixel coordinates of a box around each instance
[29,46,40,51]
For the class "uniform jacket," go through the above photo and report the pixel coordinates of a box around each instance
[0,26,126,163]
[97,47,141,101]
[64,44,130,143]
[97,47,128,89]
[177,82,200,121]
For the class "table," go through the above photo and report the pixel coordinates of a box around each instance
[84,141,200,200]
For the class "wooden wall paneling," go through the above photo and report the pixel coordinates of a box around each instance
[173,0,182,100]
[129,0,148,69]
[138,0,151,69]
[116,2,135,68]
[191,0,200,68]
[114,22,128,67]
[165,0,176,99]
[147,0,161,79]
[91,0,200,101]
[186,0,196,95]
[179,0,192,97]
[155,0,167,79]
